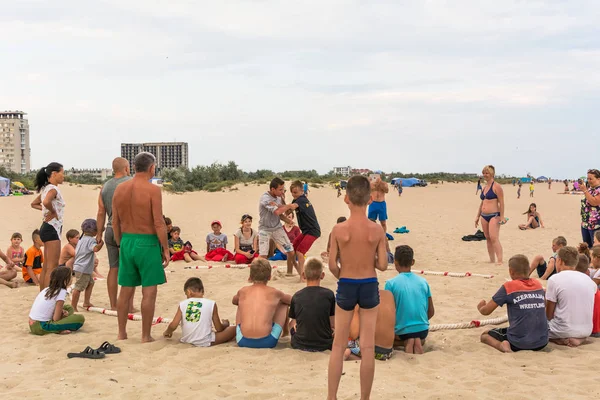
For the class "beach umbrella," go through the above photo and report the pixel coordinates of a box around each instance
[12,181,24,188]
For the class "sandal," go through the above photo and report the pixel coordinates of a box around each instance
[96,341,121,354]
[67,346,106,359]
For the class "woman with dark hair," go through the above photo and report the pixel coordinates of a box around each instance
[30,162,65,290]
[475,165,507,265]
[519,203,544,230]
[581,169,600,247]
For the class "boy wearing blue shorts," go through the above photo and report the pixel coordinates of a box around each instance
[385,245,435,354]
[327,175,389,400]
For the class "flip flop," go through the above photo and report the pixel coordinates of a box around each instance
[67,346,106,359]
[96,341,121,354]
[385,233,394,241]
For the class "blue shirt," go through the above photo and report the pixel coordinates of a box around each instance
[303,183,308,192]
[384,272,431,335]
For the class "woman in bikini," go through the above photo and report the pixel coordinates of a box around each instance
[475,165,507,265]
[519,203,544,230]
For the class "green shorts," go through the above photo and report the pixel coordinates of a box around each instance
[118,233,166,287]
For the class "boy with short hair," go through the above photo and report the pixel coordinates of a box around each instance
[71,219,104,311]
[169,226,203,262]
[478,254,548,352]
[205,221,234,262]
[59,229,80,269]
[529,236,567,280]
[233,258,291,348]
[385,245,435,354]
[547,246,597,347]
[6,232,24,268]
[163,277,236,346]
[290,180,321,278]
[288,258,335,352]
[23,230,44,286]
[327,175,388,400]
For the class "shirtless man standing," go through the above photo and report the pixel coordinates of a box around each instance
[96,157,133,311]
[368,176,390,233]
[112,152,169,343]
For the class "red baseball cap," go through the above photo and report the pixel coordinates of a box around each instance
[211,220,222,227]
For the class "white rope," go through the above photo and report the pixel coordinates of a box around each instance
[184,264,282,270]
[429,315,508,331]
[415,270,495,279]
[86,307,172,324]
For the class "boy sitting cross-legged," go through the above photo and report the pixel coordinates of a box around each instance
[233,258,291,349]
[478,254,549,353]
[288,258,335,352]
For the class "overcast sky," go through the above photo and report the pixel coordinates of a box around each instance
[2,0,599,178]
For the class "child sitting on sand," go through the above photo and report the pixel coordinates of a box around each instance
[23,229,43,286]
[205,221,233,262]
[28,266,85,335]
[0,248,17,288]
[71,219,104,311]
[6,232,24,268]
[529,236,566,280]
[269,212,301,262]
[288,258,335,352]
[547,246,597,347]
[233,258,291,349]
[589,246,600,286]
[169,227,203,262]
[518,203,544,230]
[579,242,592,263]
[233,214,259,264]
[478,254,548,352]
[575,255,600,338]
[59,229,80,269]
[345,289,396,361]
[163,277,236,346]
[385,245,435,354]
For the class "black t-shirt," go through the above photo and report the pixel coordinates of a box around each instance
[292,194,321,237]
[289,286,335,351]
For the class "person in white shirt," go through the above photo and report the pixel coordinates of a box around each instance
[546,246,597,347]
[28,266,85,335]
[163,278,235,347]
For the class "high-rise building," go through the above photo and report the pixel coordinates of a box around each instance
[121,142,189,174]
[0,110,30,174]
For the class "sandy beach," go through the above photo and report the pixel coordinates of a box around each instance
[1,181,598,400]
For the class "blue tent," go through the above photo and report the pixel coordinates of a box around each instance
[0,176,10,196]
[537,176,548,181]
[519,177,532,183]
[392,177,423,187]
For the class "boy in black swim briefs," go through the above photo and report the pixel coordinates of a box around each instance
[327,175,389,400]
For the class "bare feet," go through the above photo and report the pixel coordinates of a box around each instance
[567,338,585,347]
[496,261,504,266]
[404,338,415,354]
[414,338,424,354]
[222,254,229,262]
[117,333,128,341]
[82,303,94,308]
[8,281,18,289]
[129,307,140,313]
[499,341,513,353]
[141,336,155,343]
[58,330,72,335]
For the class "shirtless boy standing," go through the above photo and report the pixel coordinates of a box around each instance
[368,176,389,233]
[112,152,169,343]
[233,258,291,349]
[328,175,389,400]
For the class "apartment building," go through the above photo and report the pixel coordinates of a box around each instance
[0,111,30,173]
[121,142,189,174]
[333,166,352,176]
[66,168,113,180]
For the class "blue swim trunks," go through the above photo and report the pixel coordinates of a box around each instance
[368,201,388,221]
[236,323,283,349]
[336,277,380,311]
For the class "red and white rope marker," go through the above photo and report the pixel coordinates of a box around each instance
[415,270,494,279]
[86,306,507,332]
[184,264,282,270]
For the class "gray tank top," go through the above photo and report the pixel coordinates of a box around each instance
[101,176,131,226]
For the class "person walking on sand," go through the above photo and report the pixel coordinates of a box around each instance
[96,157,135,312]
[475,165,507,265]
[112,152,169,343]
[368,176,389,233]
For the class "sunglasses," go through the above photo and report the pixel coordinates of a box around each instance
[241,214,252,221]
[588,169,600,175]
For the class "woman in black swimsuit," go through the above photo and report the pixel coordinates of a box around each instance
[475,165,507,265]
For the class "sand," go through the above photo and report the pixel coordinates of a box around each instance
[1,181,599,400]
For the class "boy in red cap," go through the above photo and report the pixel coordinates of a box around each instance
[205,221,233,262]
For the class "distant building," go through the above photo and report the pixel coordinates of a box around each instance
[0,110,30,174]
[66,168,113,181]
[333,166,352,176]
[351,168,371,176]
[121,142,189,174]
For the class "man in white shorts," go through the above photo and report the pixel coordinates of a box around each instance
[258,177,298,275]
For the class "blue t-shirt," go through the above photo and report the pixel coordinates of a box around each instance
[384,272,431,335]
[492,279,548,350]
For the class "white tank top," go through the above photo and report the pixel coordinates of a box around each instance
[41,184,65,235]
[179,298,215,347]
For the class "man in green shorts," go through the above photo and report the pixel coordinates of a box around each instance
[112,152,170,343]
